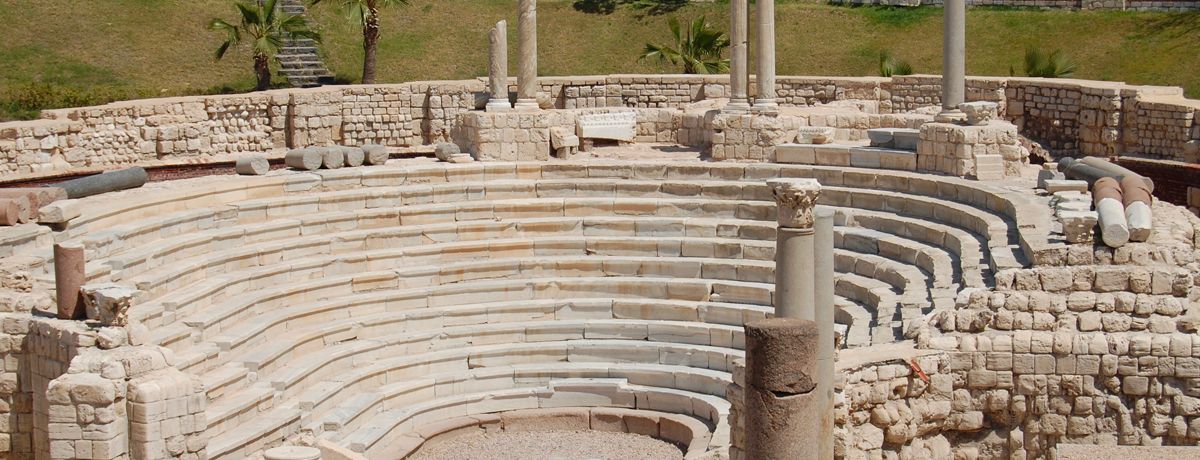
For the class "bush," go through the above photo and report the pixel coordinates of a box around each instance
[878,50,914,77]
[0,83,136,121]
[1023,47,1076,78]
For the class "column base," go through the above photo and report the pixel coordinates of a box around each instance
[936,109,968,124]
[485,100,512,112]
[513,99,540,111]
[753,99,779,114]
[723,99,752,112]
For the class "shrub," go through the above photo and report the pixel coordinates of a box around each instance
[878,50,915,77]
[1023,47,1076,78]
[0,83,135,121]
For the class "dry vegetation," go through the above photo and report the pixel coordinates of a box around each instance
[1,0,1198,119]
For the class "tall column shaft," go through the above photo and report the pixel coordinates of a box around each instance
[775,227,814,319]
[487,20,511,112]
[754,0,777,109]
[942,0,966,111]
[727,0,750,111]
[515,0,539,110]
[768,178,821,320]
[814,206,836,460]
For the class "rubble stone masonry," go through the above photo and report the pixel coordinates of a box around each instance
[3,75,1199,180]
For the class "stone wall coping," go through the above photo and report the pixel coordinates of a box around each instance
[7,74,1187,127]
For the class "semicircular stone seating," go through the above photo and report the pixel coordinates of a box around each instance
[52,160,1044,459]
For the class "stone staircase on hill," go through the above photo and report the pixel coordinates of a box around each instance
[277,0,336,87]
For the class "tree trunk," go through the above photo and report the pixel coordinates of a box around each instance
[254,53,272,91]
[362,3,381,84]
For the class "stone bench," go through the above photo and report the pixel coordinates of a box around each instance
[205,339,737,452]
[340,380,728,457]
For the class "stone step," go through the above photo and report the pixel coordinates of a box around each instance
[776,144,916,171]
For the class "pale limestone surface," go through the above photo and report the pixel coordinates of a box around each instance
[0,156,1196,460]
[1,75,1197,179]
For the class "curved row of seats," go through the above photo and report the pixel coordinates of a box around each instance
[31,161,1046,458]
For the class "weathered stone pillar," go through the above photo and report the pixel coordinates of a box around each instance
[744,318,821,459]
[813,206,836,460]
[54,242,86,320]
[768,178,821,319]
[515,0,539,111]
[754,0,777,110]
[939,0,967,121]
[487,20,511,112]
[726,0,751,111]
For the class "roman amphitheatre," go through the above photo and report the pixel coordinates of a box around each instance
[1,1,1200,459]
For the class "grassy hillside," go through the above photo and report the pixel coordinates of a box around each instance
[1,0,1198,120]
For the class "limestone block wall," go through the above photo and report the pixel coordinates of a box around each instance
[2,75,1200,179]
[29,319,96,459]
[708,113,804,162]
[456,108,681,161]
[917,121,1027,177]
[1125,98,1200,161]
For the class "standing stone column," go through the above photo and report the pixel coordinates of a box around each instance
[487,20,511,112]
[768,178,821,319]
[743,318,821,459]
[939,0,967,121]
[813,206,836,460]
[754,0,777,110]
[515,0,539,111]
[54,242,86,320]
[726,0,751,111]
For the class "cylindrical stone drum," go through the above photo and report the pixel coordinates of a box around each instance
[0,199,21,226]
[235,156,270,176]
[54,242,87,320]
[1093,176,1129,248]
[321,147,345,169]
[341,146,365,167]
[285,148,323,171]
[0,195,32,224]
[1120,175,1153,242]
[361,144,389,165]
[744,318,823,460]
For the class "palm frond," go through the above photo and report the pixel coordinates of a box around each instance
[640,15,729,75]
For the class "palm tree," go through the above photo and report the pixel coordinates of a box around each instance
[639,16,730,75]
[210,0,321,91]
[310,0,410,84]
[878,50,914,77]
[1023,47,1076,78]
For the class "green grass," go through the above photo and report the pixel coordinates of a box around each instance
[1,1,1198,120]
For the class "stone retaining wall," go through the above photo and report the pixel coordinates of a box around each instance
[1,75,1198,179]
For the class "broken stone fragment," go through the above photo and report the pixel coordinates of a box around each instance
[39,199,84,224]
[81,283,138,326]
[435,143,462,162]
[958,101,999,126]
[97,327,128,349]
[1059,210,1099,245]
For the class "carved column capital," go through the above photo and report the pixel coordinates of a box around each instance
[768,178,821,229]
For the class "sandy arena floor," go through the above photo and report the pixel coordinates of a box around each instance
[408,430,685,460]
